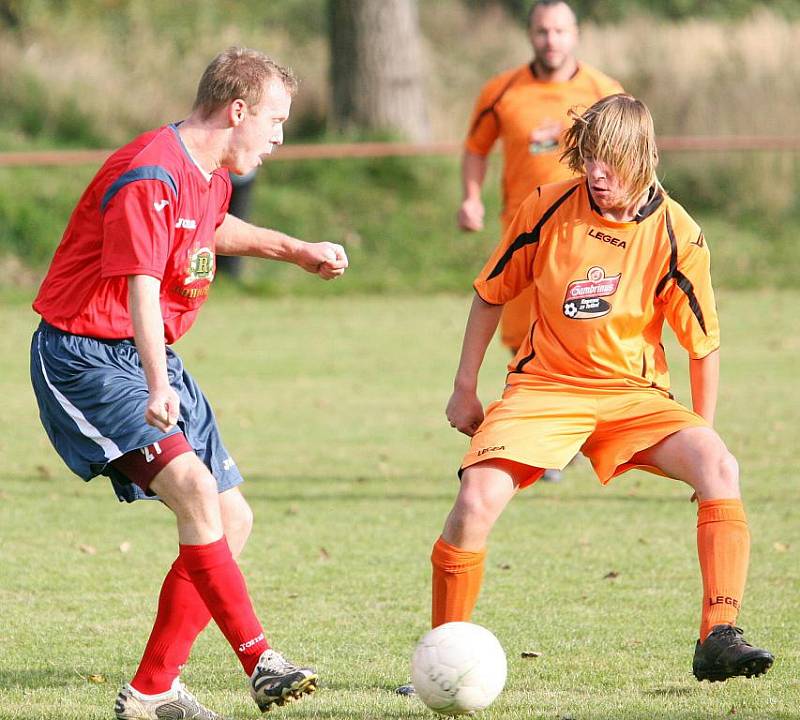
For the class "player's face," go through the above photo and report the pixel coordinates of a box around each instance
[229,80,292,174]
[585,158,631,212]
[529,3,578,72]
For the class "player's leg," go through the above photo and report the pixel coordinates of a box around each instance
[128,485,253,697]
[147,454,316,710]
[221,486,254,557]
[394,460,531,698]
[110,439,230,719]
[433,377,592,626]
[433,459,530,627]
[631,427,773,681]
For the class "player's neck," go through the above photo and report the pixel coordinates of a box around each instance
[531,57,578,83]
[176,117,224,175]
[599,188,652,223]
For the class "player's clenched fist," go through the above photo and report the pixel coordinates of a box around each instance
[145,387,181,432]
[296,241,348,280]
[446,388,485,437]
[457,197,485,232]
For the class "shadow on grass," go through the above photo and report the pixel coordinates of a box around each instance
[241,474,693,507]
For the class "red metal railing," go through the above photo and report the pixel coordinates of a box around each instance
[1,137,799,168]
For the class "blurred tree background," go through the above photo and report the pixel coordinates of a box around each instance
[466,0,800,22]
[0,0,798,292]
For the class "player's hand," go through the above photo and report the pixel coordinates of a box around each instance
[457,198,484,232]
[145,386,180,432]
[296,241,349,280]
[446,388,484,436]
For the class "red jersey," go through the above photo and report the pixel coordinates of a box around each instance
[33,124,232,344]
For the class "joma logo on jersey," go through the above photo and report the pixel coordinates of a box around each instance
[175,217,197,230]
[588,228,627,249]
[563,266,621,320]
[184,246,215,285]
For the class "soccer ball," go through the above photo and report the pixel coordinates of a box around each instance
[411,622,507,715]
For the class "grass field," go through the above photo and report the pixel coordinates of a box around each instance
[1,291,799,720]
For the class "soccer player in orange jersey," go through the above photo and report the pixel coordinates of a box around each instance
[433,94,773,683]
[458,0,623,356]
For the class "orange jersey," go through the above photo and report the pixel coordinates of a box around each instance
[465,62,623,223]
[474,178,720,393]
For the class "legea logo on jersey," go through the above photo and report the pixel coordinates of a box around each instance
[184,246,215,285]
[563,266,621,320]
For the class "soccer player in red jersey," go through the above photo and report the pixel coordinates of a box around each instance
[429,94,773,684]
[30,48,347,719]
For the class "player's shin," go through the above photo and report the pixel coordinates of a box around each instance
[696,499,750,641]
[179,537,268,675]
[131,557,212,694]
[431,536,486,628]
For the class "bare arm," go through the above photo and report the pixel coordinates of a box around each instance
[689,348,720,425]
[128,274,180,432]
[446,294,504,435]
[457,151,489,232]
[215,213,348,280]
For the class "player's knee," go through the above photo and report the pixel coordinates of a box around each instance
[162,459,218,510]
[695,443,739,497]
[225,500,253,556]
[716,449,740,493]
[454,485,503,530]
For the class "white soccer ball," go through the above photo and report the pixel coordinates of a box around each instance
[411,622,507,716]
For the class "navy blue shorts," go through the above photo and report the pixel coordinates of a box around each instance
[30,321,244,503]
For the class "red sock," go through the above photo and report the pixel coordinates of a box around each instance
[180,537,269,676]
[131,557,211,694]
[697,499,750,642]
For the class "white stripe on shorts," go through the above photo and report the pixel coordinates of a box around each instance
[37,336,123,461]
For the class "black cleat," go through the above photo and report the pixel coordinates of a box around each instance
[395,683,416,696]
[693,624,774,682]
[250,649,318,712]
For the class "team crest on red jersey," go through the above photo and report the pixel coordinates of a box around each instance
[184,246,215,285]
[563,266,621,319]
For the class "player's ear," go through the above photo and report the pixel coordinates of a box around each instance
[229,99,247,127]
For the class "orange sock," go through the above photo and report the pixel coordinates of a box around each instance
[431,536,486,628]
[696,498,750,642]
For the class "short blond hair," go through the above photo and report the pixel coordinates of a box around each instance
[561,94,661,203]
[193,47,298,119]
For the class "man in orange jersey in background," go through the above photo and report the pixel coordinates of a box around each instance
[458,0,622,481]
[432,94,774,685]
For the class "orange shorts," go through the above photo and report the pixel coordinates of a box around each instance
[461,373,708,487]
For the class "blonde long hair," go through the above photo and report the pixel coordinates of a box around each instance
[561,94,662,204]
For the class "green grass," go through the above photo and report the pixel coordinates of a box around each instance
[0,290,798,719]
